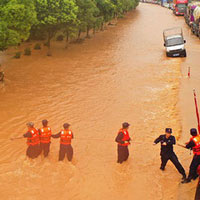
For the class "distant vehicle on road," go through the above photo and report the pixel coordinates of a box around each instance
[173,0,188,16]
[192,6,200,37]
[184,3,200,26]
[163,27,187,57]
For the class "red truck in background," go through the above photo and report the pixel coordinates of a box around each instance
[173,0,188,16]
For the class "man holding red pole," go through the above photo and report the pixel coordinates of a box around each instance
[182,128,200,183]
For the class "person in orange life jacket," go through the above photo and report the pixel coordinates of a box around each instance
[182,128,200,183]
[194,165,200,200]
[38,119,52,157]
[51,123,74,161]
[154,128,186,180]
[115,122,131,164]
[23,122,41,159]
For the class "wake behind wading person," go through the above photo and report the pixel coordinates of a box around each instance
[51,123,74,161]
[154,128,186,180]
[23,122,41,159]
[115,122,131,164]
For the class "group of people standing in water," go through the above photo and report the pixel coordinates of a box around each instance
[23,120,73,161]
[20,120,200,199]
[22,120,131,163]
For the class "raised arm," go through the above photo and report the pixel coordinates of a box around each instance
[154,135,163,144]
[51,132,61,138]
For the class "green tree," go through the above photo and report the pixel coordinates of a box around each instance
[34,0,78,55]
[0,0,37,51]
[76,0,99,38]
[95,0,115,30]
[111,0,138,18]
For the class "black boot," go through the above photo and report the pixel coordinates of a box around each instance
[182,174,186,181]
[181,178,191,184]
[193,174,199,180]
[160,166,165,171]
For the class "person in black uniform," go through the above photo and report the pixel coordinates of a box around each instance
[182,128,200,183]
[154,128,186,180]
[115,122,131,164]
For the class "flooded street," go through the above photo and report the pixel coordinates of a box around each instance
[0,3,200,200]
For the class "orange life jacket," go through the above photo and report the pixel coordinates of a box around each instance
[27,128,40,146]
[60,129,73,145]
[190,136,196,141]
[118,128,130,146]
[186,136,196,145]
[193,135,200,155]
[40,126,51,143]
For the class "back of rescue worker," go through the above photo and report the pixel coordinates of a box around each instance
[39,119,52,157]
[23,122,41,159]
[51,123,74,161]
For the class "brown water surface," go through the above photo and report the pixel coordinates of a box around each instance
[0,3,199,200]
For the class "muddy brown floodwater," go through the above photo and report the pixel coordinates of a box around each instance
[0,3,200,200]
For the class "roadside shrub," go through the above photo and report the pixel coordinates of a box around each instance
[14,52,21,59]
[43,42,48,46]
[24,47,31,56]
[34,43,41,50]
[56,35,64,41]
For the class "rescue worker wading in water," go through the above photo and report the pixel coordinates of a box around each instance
[182,128,200,183]
[115,122,131,164]
[39,119,52,157]
[51,123,74,161]
[23,122,40,159]
[154,128,186,181]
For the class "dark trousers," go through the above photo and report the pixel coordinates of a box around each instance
[26,144,41,159]
[117,145,129,164]
[195,179,200,200]
[160,152,186,176]
[59,144,73,161]
[40,143,50,157]
[188,155,200,181]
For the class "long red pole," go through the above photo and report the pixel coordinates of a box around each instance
[193,89,200,134]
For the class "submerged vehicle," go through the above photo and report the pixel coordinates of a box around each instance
[163,27,186,57]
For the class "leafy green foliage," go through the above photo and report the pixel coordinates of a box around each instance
[0,0,37,50]
[96,0,115,23]
[34,0,78,51]
[76,0,99,38]
[0,0,139,52]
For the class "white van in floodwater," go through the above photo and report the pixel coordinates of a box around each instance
[163,27,186,57]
